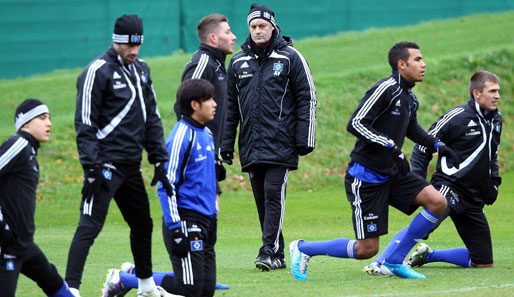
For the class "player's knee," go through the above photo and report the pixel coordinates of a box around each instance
[354,243,379,259]
[426,192,447,215]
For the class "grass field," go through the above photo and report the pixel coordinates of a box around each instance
[3,10,514,296]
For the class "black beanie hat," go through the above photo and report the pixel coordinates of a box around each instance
[14,98,50,130]
[247,3,276,28]
[113,14,144,44]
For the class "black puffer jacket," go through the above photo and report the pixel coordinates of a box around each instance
[222,32,317,171]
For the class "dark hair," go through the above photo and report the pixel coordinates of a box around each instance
[469,70,499,98]
[388,41,420,71]
[178,79,216,116]
[197,13,228,43]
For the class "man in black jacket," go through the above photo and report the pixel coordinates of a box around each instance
[221,4,317,271]
[405,70,502,269]
[175,13,236,209]
[0,99,75,297]
[290,42,460,280]
[66,15,172,297]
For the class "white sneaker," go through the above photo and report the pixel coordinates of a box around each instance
[137,286,184,297]
[69,287,81,297]
[363,261,393,276]
[121,261,135,274]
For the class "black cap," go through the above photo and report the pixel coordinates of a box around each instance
[247,4,276,28]
[113,14,144,44]
[15,98,50,130]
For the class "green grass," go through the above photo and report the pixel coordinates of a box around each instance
[17,171,514,296]
[3,11,514,296]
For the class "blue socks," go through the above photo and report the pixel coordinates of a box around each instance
[386,208,440,264]
[427,248,472,267]
[120,271,175,289]
[298,238,357,259]
[374,227,407,263]
[48,281,75,297]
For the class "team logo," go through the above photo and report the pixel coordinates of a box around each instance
[495,122,501,132]
[367,223,377,232]
[273,62,283,76]
[141,72,148,83]
[130,34,141,43]
[102,169,112,180]
[191,239,203,251]
[6,259,14,271]
[263,11,271,20]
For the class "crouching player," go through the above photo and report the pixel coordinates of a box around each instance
[0,99,75,297]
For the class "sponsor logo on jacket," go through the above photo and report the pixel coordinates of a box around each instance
[238,71,253,79]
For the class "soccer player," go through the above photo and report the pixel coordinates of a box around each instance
[66,15,173,297]
[404,70,502,268]
[289,41,460,280]
[0,99,75,297]
[220,3,317,271]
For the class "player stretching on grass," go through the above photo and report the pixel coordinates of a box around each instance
[290,41,460,280]
[362,71,502,273]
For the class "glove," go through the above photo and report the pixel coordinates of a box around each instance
[437,144,461,169]
[81,165,103,198]
[169,227,189,258]
[296,146,314,156]
[220,152,233,166]
[484,177,501,205]
[151,162,173,197]
[216,161,226,182]
[390,145,410,176]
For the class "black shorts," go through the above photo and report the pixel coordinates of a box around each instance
[426,183,493,265]
[345,171,429,239]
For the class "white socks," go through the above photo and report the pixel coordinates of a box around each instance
[138,276,157,293]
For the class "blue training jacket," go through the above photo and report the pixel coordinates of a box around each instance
[157,117,217,230]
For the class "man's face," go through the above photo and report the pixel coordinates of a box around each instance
[192,97,217,124]
[22,113,52,142]
[399,48,426,83]
[215,21,237,54]
[474,81,500,113]
[249,19,274,46]
[114,43,141,64]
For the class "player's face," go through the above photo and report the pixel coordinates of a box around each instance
[215,21,236,54]
[400,48,426,83]
[114,43,141,65]
[192,97,217,124]
[474,81,500,113]
[249,19,274,46]
[22,113,52,142]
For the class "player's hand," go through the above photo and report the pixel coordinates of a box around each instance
[296,146,314,156]
[437,144,461,169]
[81,165,103,199]
[220,152,233,166]
[484,177,501,205]
[169,227,189,258]
[390,145,410,176]
[151,162,173,197]
[216,161,226,182]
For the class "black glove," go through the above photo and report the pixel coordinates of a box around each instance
[484,177,501,205]
[390,145,410,176]
[169,227,189,258]
[437,144,461,169]
[81,165,103,198]
[151,162,173,197]
[296,146,314,156]
[216,161,226,182]
[220,152,233,166]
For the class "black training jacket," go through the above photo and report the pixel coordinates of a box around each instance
[411,97,502,203]
[0,131,40,254]
[222,33,317,171]
[75,46,168,166]
[174,44,228,154]
[347,71,438,176]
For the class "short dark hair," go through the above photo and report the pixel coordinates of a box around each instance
[197,13,228,43]
[388,41,420,71]
[178,79,216,116]
[469,70,499,98]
